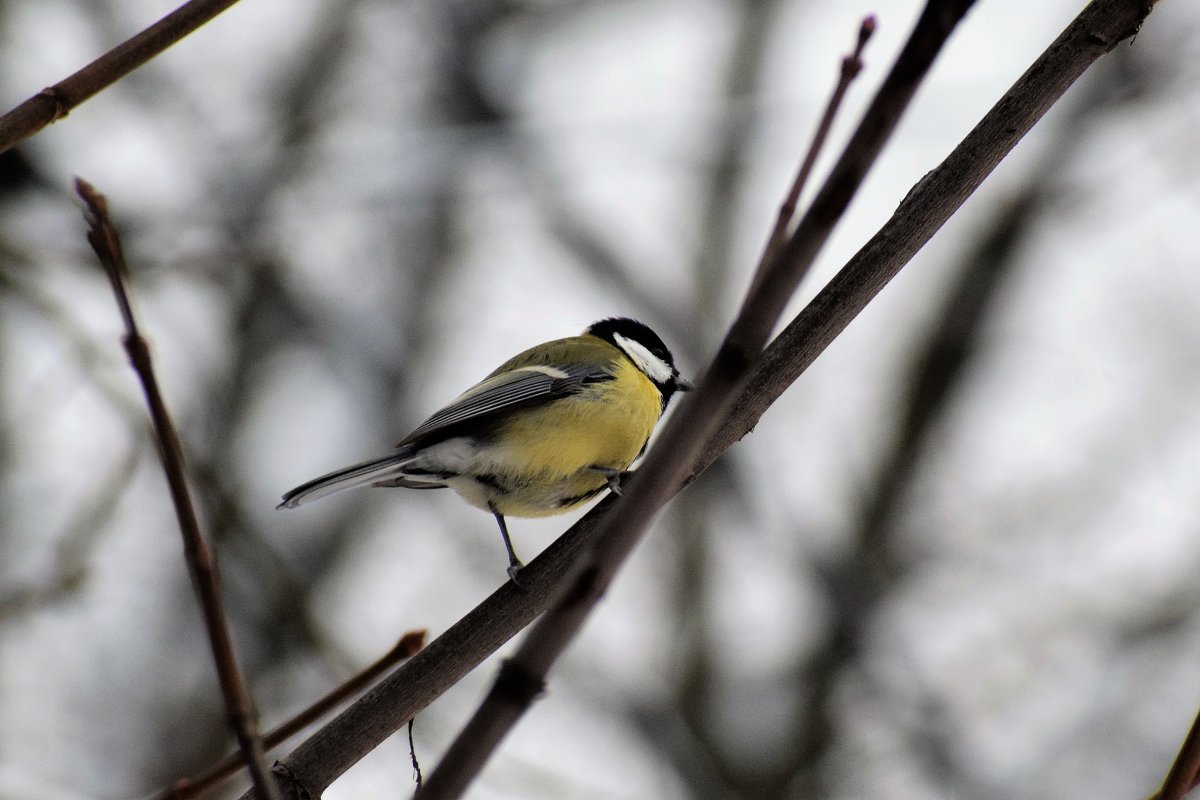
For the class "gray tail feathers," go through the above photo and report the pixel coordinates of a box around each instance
[278,450,417,509]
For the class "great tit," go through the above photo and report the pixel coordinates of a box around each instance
[278,317,690,579]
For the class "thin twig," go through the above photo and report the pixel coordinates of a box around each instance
[753,14,876,290]
[245,506,606,800]
[415,2,963,796]
[155,631,427,800]
[0,0,244,155]
[236,1,1157,797]
[75,178,280,800]
[705,0,1156,471]
[409,719,423,792]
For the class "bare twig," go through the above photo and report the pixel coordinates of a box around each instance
[706,0,1156,469]
[155,631,427,800]
[74,178,280,800]
[754,14,876,286]
[409,719,423,792]
[0,0,243,155]
[237,1,1157,797]
[415,3,964,796]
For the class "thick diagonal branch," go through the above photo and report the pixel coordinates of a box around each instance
[239,1,1158,797]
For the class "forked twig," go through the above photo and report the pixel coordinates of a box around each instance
[416,3,963,796]
[75,178,280,800]
[0,0,244,155]
[235,1,1159,797]
[155,630,427,800]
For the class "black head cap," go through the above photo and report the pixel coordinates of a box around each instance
[586,317,691,404]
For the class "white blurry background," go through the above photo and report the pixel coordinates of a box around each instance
[1,1,1198,798]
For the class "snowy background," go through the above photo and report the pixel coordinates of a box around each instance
[1,1,1199,798]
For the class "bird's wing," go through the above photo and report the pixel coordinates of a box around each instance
[397,363,610,447]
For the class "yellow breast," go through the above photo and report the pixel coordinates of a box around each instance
[481,357,662,516]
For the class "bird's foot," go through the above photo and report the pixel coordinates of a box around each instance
[589,466,629,496]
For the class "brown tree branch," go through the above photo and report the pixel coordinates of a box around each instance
[75,179,280,800]
[0,0,243,155]
[236,1,1158,797]
[416,3,972,796]
[155,631,427,800]
[754,14,876,289]
[705,0,1155,469]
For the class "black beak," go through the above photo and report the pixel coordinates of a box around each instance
[675,375,695,392]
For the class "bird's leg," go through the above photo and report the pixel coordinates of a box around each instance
[588,466,628,496]
[489,504,524,582]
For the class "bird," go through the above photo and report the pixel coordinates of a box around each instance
[278,317,691,579]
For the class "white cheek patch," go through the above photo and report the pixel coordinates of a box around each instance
[614,333,674,384]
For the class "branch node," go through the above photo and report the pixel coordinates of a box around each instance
[35,86,70,121]
[272,761,317,800]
